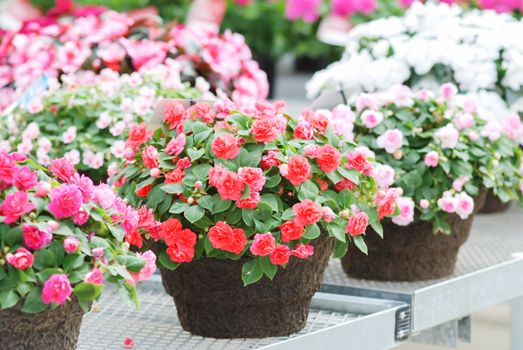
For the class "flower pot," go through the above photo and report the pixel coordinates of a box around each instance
[0,298,85,350]
[479,190,511,214]
[341,189,487,281]
[159,234,334,338]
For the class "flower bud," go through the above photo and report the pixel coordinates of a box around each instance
[194,181,203,189]
[339,209,351,220]
[150,168,161,178]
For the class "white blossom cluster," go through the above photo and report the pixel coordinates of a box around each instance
[306,2,523,120]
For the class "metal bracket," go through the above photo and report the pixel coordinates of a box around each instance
[395,305,411,341]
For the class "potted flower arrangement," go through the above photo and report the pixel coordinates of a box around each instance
[0,68,201,182]
[306,1,523,212]
[0,153,155,350]
[113,98,397,338]
[0,6,268,113]
[334,84,523,281]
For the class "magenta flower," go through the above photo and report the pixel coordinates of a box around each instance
[285,0,321,22]
[48,184,83,219]
[41,274,72,305]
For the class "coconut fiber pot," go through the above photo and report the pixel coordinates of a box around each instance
[479,189,511,214]
[160,234,334,338]
[0,298,85,350]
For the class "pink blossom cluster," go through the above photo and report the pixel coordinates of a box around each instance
[0,152,155,307]
[0,8,268,112]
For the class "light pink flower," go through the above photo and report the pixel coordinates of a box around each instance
[361,110,383,129]
[62,126,77,144]
[455,192,474,219]
[129,250,157,284]
[41,274,72,305]
[377,129,404,153]
[452,176,469,192]
[373,164,395,188]
[419,199,430,209]
[435,124,459,149]
[480,121,503,141]
[64,236,80,253]
[96,112,113,129]
[391,197,414,226]
[322,207,336,222]
[424,151,439,167]
[454,113,474,130]
[437,192,457,213]
[166,134,186,156]
[440,83,458,101]
[84,267,104,285]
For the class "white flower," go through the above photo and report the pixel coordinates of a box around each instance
[434,124,459,148]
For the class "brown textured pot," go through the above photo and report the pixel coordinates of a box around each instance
[0,298,85,350]
[479,190,511,214]
[342,190,487,282]
[160,233,334,338]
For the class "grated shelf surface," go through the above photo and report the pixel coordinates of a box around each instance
[324,206,523,293]
[77,287,361,350]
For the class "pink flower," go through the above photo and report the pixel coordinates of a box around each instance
[346,212,369,236]
[361,110,383,128]
[6,248,34,270]
[424,151,439,167]
[292,200,323,226]
[249,233,276,256]
[64,236,80,253]
[285,0,321,22]
[304,145,320,158]
[316,145,341,173]
[35,181,52,197]
[23,224,52,250]
[291,244,315,259]
[1,191,35,224]
[373,164,395,188]
[440,83,458,100]
[452,176,469,192]
[120,38,168,72]
[251,118,280,143]
[294,121,314,140]
[435,124,459,149]
[129,250,157,284]
[455,113,474,130]
[73,174,95,203]
[48,184,83,219]
[62,126,77,144]
[73,210,90,226]
[41,274,72,305]
[93,184,116,209]
[346,148,373,175]
[211,133,240,159]
[420,199,430,209]
[455,192,474,219]
[84,267,104,285]
[437,192,457,213]
[377,129,404,153]
[0,152,16,184]
[50,157,76,183]
[284,155,311,186]
[236,191,261,209]
[215,170,245,201]
[332,0,377,16]
[141,146,159,169]
[166,134,186,156]
[322,207,336,222]
[14,166,38,190]
[391,197,415,226]
[238,167,265,192]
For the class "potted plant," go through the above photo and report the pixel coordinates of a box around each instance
[0,153,155,349]
[114,98,397,338]
[334,84,523,281]
[306,2,523,212]
[0,68,201,182]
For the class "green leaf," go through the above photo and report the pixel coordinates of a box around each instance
[191,164,212,180]
[22,288,47,313]
[184,205,205,223]
[170,201,189,214]
[226,207,242,225]
[338,189,354,208]
[146,185,166,209]
[241,259,263,286]
[302,223,321,239]
[326,220,346,242]
[63,254,85,273]
[338,168,360,184]
[332,240,349,258]
[33,250,55,270]
[161,183,184,194]
[198,195,214,211]
[260,194,283,212]
[242,209,255,226]
[352,236,368,255]
[187,148,205,161]
[73,283,103,302]
[159,251,179,270]
[117,256,146,272]
[0,290,19,309]
[326,170,344,184]
[370,220,383,238]
[107,224,125,241]
[212,195,231,214]
[298,181,319,201]
[258,256,277,280]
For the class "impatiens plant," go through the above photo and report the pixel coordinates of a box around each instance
[334,84,523,233]
[0,153,155,313]
[114,99,398,285]
[0,68,201,181]
[0,7,268,112]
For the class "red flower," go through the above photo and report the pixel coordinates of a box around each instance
[346,212,369,236]
[293,121,314,140]
[165,169,184,184]
[6,248,33,270]
[292,199,322,226]
[211,133,240,159]
[249,233,276,256]
[125,230,143,248]
[166,229,197,263]
[284,155,311,186]
[269,244,291,265]
[346,150,372,175]
[135,184,152,198]
[260,150,281,170]
[236,191,260,209]
[159,218,183,244]
[215,170,245,201]
[334,178,355,192]
[251,118,279,143]
[291,244,314,259]
[316,144,341,173]
[315,178,329,191]
[123,337,135,349]
[127,123,152,150]
[163,100,186,130]
[238,167,265,192]
[208,221,247,254]
[186,102,215,124]
[141,146,159,169]
[280,220,305,242]
[176,157,191,169]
